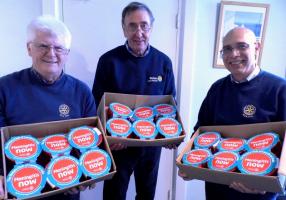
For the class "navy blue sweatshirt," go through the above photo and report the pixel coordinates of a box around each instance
[195,70,286,200]
[0,68,96,174]
[0,68,96,126]
[92,45,176,106]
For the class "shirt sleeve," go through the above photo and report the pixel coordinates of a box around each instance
[193,88,214,133]
[92,56,107,108]
[81,84,97,117]
[164,58,176,99]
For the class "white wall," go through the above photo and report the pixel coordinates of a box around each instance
[0,0,42,77]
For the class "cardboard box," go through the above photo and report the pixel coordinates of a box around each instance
[1,117,116,200]
[97,92,186,146]
[176,121,286,193]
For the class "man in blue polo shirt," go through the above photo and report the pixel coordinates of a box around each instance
[92,2,176,200]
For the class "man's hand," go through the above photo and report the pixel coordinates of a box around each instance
[109,143,127,151]
[64,182,96,195]
[178,170,191,181]
[229,181,266,194]
[0,176,4,199]
[163,144,178,149]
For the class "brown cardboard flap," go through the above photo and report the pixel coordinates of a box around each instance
[1,117,116,200]
[176,121,286,193]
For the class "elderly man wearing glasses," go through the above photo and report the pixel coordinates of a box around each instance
[179,27,286,200]
[0,15,96,200]
[92,2,176,200]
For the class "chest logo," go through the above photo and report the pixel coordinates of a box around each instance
[59,104,70,118]
[148,75,163,83]
[243,105,256,118]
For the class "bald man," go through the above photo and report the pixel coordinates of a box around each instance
[179,27,286,200]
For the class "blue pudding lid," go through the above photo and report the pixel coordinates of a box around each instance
[41,134,72,157]
[106,118,132,138]
[156,117,182,138]
[132,120,158,139]
[5,135,42,164]
[7,163,46,199]
[182,149,212,167]
[132,106,154,121]
[246,132,280,152]
[217,138,246,153]
[153,104,176,118]
[208,151,239,172]
[79,149,111,179]
[68,126,99,153]
[194,132,221,149]
[46,155,82,189]
[109,102,133,118]
[238,151,277,176]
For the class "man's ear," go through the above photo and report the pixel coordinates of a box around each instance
[255,41,261,51]
[254,41,261,61]
[27,43,32,56]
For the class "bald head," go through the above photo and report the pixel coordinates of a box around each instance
[223,27,257,46]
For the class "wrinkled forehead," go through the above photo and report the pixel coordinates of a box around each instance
[34,30,66,46]
[124,9,151,25]
[223,29,256,46]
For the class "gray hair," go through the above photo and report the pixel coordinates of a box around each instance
[27,15,72,49]
[122,2,155,25]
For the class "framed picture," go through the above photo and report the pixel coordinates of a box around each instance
[213,1,270,68]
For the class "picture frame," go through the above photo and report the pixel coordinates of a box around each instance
[213,1,270,68]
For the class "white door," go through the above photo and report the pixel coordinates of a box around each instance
[62,0,179,200]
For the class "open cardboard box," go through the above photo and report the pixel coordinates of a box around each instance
[1,117,116,200]
[176,121,286,193]
[97,92,186,146]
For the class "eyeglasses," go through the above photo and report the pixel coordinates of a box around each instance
[31,42,69,55]
[220,42,250,56]
[125,23,151,33]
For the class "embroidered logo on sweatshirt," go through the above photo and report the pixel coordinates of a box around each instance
[243,105,256,118]
[148,75,162,83]
[59,104,70,118]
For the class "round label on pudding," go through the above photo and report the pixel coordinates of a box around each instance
[238,151,277,176]
[5,135,41,164]
[7,163,46,199]
[106,118,132,137]
[109,102,133,118]
[246,132,279,152]
[217,138,246,152]
[41,134,71,157]
[68,126,99,152]
[133,106,154,121]
[208,151,239,172]
[47,156,82,188]
[194,132,221,149]
[182,149,211,167]
[133,120,158,139]
[153,104,176,118]
[156,117,182,138]
[80,149,111,178]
